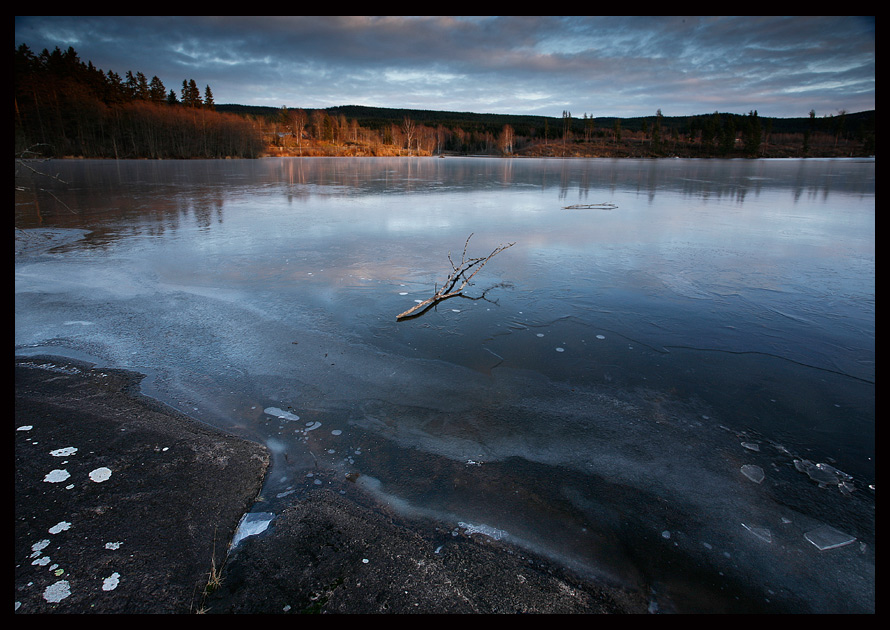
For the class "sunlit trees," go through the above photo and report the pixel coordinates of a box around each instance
[401,116,416,152]
[499,124,515,154]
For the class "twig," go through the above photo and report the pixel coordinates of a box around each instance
[397,234,515,320]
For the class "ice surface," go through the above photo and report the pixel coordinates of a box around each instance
[15,158,875,613]
[804,524,857,551]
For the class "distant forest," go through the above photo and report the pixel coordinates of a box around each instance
[15,44,875,160]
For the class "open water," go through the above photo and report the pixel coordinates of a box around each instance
[15,157,874,612]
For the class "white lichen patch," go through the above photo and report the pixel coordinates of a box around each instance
[31,539,51,555]
[89,467,112,483]
[49,521,71,535]
[50,447,78,457]
[102,572,121,591]
[43,580,71,603]
[43,469,70,483]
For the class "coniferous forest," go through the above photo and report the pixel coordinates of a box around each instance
[15,44,875,160]
[15,45,264,159]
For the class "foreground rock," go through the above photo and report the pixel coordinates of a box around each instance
[15,356,270,613]
[205,483,644,614]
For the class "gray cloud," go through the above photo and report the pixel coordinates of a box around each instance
[15,16,874,118]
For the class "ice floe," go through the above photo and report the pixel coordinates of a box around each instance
[264,407,300,422]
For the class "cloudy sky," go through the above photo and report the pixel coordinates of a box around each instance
[15,16,875,119]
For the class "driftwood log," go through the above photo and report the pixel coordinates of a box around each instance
[397,233,515,320]
[562,202,617,209]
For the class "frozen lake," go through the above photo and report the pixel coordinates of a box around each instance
[15,157,874,612]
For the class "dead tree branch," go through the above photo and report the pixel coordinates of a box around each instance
[397,233,515,320]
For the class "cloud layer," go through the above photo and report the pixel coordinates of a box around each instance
[15,16,875,118]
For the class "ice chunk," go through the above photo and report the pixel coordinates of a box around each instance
[740,464,765,484]
[794,459,853,488]
[458,521,509,541]
[231,512,275,548]
[741,523,772,543]
[804,524,856,551]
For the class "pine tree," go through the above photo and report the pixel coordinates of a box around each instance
[189,79,202,107]
[149,76,166,103]
[744,110,762,156]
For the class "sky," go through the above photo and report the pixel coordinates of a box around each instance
[14,16,875,120]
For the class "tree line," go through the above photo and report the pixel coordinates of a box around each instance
[15,44,264,158]
[243,103,874,159]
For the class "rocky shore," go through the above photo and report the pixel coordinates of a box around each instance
[15,355,648,614]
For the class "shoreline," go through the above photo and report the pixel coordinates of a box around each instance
[15,354,650,614]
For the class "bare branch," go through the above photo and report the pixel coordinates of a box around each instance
[397,234,515,320]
